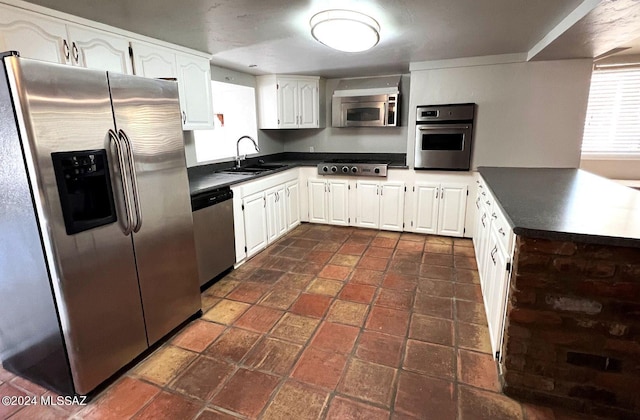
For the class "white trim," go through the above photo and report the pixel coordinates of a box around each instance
[526,0,601,61]
[0,0,212,59]
[409,53,527,72]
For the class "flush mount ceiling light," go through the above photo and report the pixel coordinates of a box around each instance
[310,9,380,53]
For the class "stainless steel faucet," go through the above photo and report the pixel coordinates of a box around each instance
[235,135,260,168]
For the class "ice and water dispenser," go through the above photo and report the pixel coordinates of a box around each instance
[51,149,117,234]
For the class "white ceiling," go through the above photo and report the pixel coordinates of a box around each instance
[23,0,640,78]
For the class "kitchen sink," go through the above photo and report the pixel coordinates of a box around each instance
[220,163,287,175]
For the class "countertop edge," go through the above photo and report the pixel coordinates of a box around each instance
[479,167,640,249]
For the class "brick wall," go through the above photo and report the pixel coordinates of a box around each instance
[501,236,640,418]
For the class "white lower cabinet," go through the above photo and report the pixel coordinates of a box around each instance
[484,227,511,359]
[235,170,301,260]
[242,191,267,258]
[410,182,467,237]
[473,175,515,360]
[266,184,287,243]
[285,180,300,229]
[355,181,405,231]
[308,179,349,226]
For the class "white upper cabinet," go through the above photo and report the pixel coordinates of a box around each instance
[256,75,320,129]
[66,24,133,74]
[176,53,214,130]
[131,44,214,130]
[130,42,177,79]
[0,2,215,130]
[0,6,67,64]
[298,79,319,128]
[277,78,299,128]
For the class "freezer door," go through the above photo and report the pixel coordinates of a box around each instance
[4,56,148,394]
[108,73,201,345]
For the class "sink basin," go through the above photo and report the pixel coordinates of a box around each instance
[220,163,287,175]
[221,167,272,174]
[246,163,287,170]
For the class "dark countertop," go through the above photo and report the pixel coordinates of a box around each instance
[189,152,407,196]
[479,167,640,248]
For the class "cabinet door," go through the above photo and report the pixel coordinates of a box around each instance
[328,180,349,226]
[380,182,405,231]
[275,185,287,239]
[265,189,279,244]
[298,79,318,128]
[66,25,133,74]
[484,228,510,359]
[277,78,298,128]
[472,192,483,251]
[286,181,300,230]
[0,6,68,64]
[477,208,491,293]
[355,181,379,229]
[130,42,177,78]
[243,192,267,257]
[176,54,214,130]
[437,183,467,237]
[308,179,328,223]
[413,183,439,234]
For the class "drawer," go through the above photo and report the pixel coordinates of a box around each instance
[476,178,492,211]
[489,203,513,251]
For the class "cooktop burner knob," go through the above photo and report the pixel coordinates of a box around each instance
[331,166,338,173]
[341,166,349,173]
[374,167,380,174]
[322,166,329,173]
[351,167,358,174]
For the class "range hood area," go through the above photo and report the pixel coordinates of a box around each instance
[332,75,401,97]
[332,75,402,127]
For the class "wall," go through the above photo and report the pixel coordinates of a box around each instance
[406,59,593,169]
[281,75,411,155]
[580,158,640,180]
[184,64,285,167]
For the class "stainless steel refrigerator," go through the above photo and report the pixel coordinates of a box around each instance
[0,53,201,395]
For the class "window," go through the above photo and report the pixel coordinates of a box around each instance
[582,68,640,156]
[192,81,258,163]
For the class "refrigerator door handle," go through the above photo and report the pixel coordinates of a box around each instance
[118,129,143,232]
[108,129,133,235]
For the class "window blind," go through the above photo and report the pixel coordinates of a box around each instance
[582,68,640,155]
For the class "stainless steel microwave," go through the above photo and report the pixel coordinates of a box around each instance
[332,94,399,127]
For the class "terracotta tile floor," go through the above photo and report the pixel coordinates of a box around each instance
[0,224,606,419]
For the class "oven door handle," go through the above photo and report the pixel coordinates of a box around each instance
[417,124,470,131]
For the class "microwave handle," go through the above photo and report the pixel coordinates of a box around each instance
[417,124,470,130]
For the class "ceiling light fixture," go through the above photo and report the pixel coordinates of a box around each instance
[310,9,380,53]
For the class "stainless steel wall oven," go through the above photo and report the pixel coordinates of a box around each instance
[414,103,476,170]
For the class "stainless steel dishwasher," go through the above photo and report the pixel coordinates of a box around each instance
[191,187,236,287]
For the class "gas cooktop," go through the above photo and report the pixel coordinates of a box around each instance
[317,159,389,177]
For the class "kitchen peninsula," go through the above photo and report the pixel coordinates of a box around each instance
[478,167,640,418]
